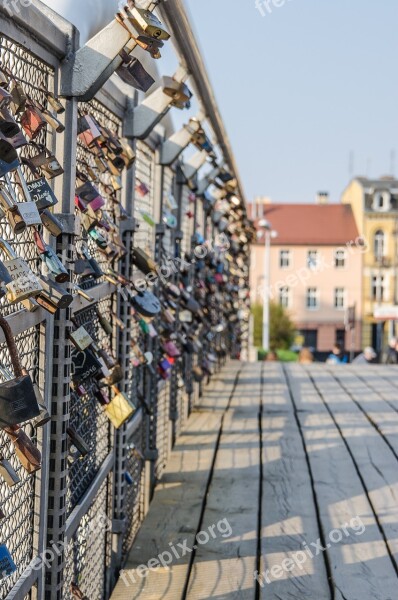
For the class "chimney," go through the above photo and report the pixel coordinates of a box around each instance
[316,192,329,204]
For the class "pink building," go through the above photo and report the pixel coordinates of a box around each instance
[250,202,363,353]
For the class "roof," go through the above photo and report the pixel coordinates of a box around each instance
[355,176,398,189]
[253,204,359,246]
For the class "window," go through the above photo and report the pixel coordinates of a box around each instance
[374,230,385,260]
[336,329,346,347]
[298,329,318,350]
[334,249,346,268]
[372,275,385,301]
[279,250,290,268]
[279,286,290,308]
[306,288,319,309]
[373,191,391,212]
[307,250,318,270]
[334,287,346,309]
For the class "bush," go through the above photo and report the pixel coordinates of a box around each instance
[252,302,296,351]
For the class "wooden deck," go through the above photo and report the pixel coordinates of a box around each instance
[111,361,398,600]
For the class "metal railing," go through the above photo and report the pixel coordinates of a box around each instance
[0,3,251,600]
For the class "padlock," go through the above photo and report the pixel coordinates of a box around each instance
[71,348,103,384]
[24,161,59,210]
[78,114,103,147]
[124,471,134,485]
[0,180,26,235]
[46,92,65,114]
[0,86,12,108]
[88,227,108,250]
[117,55,155,93]
[40,107,65,133]
[131,248,158,275]
[67,427,90,458]
[73,285,95,303]
[0,455,20,487]
[119,138,136,168]
[131,291,161,318]
[3,425,41,474]
[0,238,43,303]
[33,230,69,283]
[30,144,64,179]
[135,180,149,197]
[20,102,47,139]
[35,276,73,312]
[70,583,90,600]
[76,243,103,280]
[104,386,136,429]
[0,106,20,138]
[40,209,64,237]
[69,326,94,351]
[125,6,170,40]
[162,77,192,110]
[0,317,40,427]
[163,340,181,358]
[95,310,113,336]
[10,79,27,114]
[0,544,17,580]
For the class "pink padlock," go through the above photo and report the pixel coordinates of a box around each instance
[88,195,105,212]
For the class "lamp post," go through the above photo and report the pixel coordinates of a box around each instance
[258,219,278,352]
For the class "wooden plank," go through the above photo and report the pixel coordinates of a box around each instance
[111,361,240,600]
[285,365,398,600]
[186,362,261,599]
[260,363,330,599]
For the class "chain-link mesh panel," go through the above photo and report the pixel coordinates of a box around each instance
[67,302,114,516]
[0,35,54,316]
[75,99,123,285]
[134,140,155,252]
[0,326,41,598]
[63,477,112,600]
[121,427,145,558]
[154,379,171,481]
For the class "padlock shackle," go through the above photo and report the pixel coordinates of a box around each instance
[0,237,16,259]
[0,316,23,378]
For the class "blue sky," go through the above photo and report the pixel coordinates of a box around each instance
[183,0,398,204]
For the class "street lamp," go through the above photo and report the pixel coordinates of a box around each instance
[258,219,278,352]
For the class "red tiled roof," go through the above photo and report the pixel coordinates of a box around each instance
[253,204,359,245]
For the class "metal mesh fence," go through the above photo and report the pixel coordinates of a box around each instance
[63,477,111,600]
[0,9,250,600]
[121,426,145,559]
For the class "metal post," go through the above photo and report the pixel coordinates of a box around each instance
[262,229,271,352]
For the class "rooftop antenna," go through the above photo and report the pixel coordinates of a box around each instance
[366,157,371,177]
[349,150,354,178]
[390,149,396,176]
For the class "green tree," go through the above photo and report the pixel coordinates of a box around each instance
[252,302,295,351]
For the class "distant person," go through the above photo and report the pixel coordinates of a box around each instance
[382,337,398,364]
[352,346,377,365]
[299,348,314,364]
[266,351,278,362]
[326,343,348,365]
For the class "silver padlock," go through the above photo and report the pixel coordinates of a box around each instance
[0,455,20,487]
[0,238,43,303]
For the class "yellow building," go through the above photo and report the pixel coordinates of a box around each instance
[341,176,398,352]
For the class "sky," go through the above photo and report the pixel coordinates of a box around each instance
[41,0,398,205]
[183,0,398,204]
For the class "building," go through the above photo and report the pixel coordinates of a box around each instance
[250,198,363,353]
[341,176,398,351]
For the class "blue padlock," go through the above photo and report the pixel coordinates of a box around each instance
[0,544,17,580]
[124,472,134,485]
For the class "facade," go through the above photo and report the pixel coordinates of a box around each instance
[250,201,363,352]
[341,176,398,351]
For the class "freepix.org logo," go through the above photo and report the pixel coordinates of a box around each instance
[3,0,32,18]
[255,0,294,17]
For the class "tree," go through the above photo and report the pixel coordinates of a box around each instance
[252,302,295,350]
